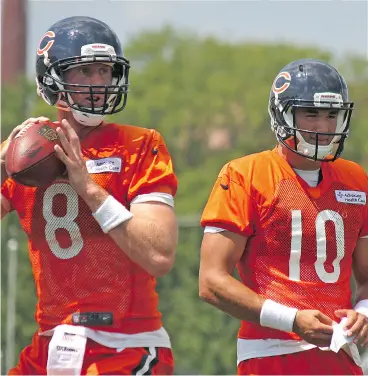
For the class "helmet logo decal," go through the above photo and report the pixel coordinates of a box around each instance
[81,44,117,59]
[37,31,55,56]
[313,92,343,108]
[272,71,291,94]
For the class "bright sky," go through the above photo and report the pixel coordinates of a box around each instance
[27,0,367,75]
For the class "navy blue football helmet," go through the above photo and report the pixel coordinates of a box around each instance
[268,59,354,161]
[36,16,130,126]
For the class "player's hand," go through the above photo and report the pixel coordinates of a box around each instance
[335,309,368,347]
[293,309,335,347]
[1,117,50,181]
[54,119,96,196]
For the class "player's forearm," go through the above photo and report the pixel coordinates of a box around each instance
[199,272,265,323]
[353,247,368,303]
[108,215,177,277]
[80,183,177,276]
[78,180,110,212]
[355,281,368,302]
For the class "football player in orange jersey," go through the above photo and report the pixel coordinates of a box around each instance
[199,58,368,375]
[1,16,178,375]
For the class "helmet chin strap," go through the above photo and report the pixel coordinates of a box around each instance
[296,139,333,160]
[65,91,105,127]
[57,93,105,127]
[71,109,105,127]
[56,102,105,127]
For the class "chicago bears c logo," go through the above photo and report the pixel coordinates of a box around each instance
[37,31,55,56]
[272,71,291,94]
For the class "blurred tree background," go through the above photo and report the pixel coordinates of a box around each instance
[1,28,368,374]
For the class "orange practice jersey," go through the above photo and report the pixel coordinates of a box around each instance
[2,123,178,334]
[201,148,368,341]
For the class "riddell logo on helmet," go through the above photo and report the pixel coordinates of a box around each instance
[314,92,343,107]
[37,31,55,56]
[272,71,291,94]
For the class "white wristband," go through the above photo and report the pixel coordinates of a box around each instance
[260,299,298,333]
[354,299,368,318]
[92,195,133,233]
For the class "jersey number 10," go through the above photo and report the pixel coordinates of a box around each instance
[289,209,344,283]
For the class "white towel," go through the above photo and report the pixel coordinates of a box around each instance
[330,317,362,367]
[46,325,87,376]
